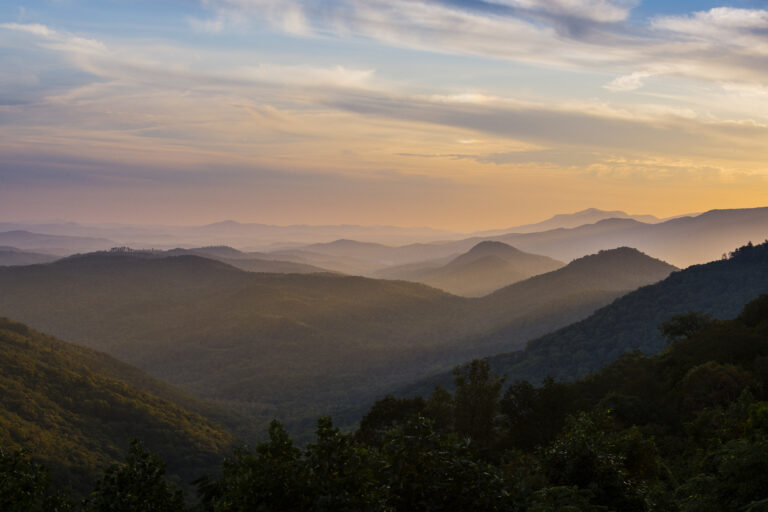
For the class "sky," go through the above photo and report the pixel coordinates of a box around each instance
[1,0,768,230]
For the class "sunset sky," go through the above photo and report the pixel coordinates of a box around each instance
[1,0,768,230]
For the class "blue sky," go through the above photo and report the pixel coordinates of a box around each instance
[1,0,768,228]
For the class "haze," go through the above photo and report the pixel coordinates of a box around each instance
[3,1,768,230]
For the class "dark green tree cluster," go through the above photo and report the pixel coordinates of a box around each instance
[4,294,768,510]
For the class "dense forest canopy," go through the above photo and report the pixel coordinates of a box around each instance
[6,291,768,510]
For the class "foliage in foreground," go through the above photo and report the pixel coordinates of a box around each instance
[4,294,768,510]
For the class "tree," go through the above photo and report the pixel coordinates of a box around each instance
[379,415,510,511]
[660,312,715,345]
[452,359,505,447]
[304,417,387,512]
[84,439,185,512]
[538,411,657,512]
[424,385,454,432]
[0,448,71,512]
[197,420,308,512]
[356,395,426,445]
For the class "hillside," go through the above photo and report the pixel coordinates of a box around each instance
[474,247,677,324]
[388,241,564,297]
[0,253,470,424]
[0,318,233,494]
[0,248,674,429]
[0,247,58,266]
[350,295,768,512]
[402,241,768,398]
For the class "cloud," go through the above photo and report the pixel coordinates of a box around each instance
[1,22,107,56]
[198,0,619,66]
[653,7,768,35]
[486,0,636,23]
[3,15,768,197]
[321,88,768,162]
[0,22,55,37]
[604,70,654,92]
[194,1,768,92]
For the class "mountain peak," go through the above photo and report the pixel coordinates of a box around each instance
[204,220,241,227]
[565,246,677,275]
[466,240,521,254]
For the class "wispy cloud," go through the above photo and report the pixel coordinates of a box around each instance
[196,1,768,93]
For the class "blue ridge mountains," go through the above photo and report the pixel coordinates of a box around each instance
[0,245,675,429]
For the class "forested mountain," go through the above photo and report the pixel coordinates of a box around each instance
[8,295,768,510]
[472,247,677,336]
[349,294,768,511]
[0,247,58,266]
[0,318,233,494]
[378,241,564,297]
[404,241,768,396]
[0,247,673,429]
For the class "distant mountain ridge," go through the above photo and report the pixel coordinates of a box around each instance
[492,208,768,266]
[0,221,462,251]
[4,206,764,270]
[0,230,113,255]
[381,241,565,297]
[164,246,333,274]
[267,206,768,273]
[473,207,667,236]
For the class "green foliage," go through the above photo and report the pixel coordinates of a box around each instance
[526,486,605,512]
[0,318,232,494]
[452,359,505,446]
[0,448,72,511]
[379,416,510,511]
[356,396,426,445]
[537,411,656,511]
[355,294,768,511]
[500,377,572,450]
[198,420,307,512]
[660,312,715,344]
[676,437,768,511]
[304,417,387,511]
[84,439,185,512]
[679,362,757,412]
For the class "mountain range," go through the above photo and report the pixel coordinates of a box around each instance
[265,207,768,272]
[0,246,674,430]
[4,207,766,273]
[472,207,668,236]
[375,241,564,296]
[0,231,113,256]
[401,240,768,398]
